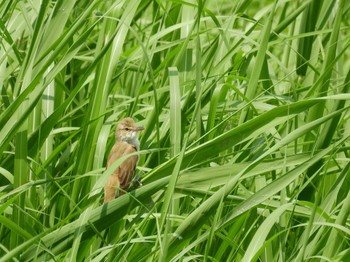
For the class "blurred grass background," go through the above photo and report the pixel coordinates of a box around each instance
[1,0,350,261]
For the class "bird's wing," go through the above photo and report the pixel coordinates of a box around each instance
[106,142,138,190]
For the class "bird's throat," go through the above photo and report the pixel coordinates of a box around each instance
[121,137,140,151]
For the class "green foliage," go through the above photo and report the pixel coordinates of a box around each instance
[1,0,350,261]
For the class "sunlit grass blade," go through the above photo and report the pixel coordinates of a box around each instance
[241,203,293,262]
[168,67,181,157]
[239,0,277,124]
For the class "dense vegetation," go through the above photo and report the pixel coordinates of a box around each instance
[1,0,350,261]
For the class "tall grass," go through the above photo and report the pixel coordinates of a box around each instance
[1,0,350,261]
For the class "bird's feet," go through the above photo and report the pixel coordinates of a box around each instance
[131,174,143,187]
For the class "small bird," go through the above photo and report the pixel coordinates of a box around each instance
[104,117,144,203]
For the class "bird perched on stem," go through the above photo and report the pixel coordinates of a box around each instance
[104,117,144,203]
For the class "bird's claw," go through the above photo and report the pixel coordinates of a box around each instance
[132,175,143,187]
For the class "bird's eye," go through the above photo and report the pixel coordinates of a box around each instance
[125,127,130,131]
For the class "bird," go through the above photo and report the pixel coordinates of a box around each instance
[104,117,144,203]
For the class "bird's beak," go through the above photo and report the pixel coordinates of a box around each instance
[133,126,144,131]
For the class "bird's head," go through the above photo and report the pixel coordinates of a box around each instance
[116,117,144,143]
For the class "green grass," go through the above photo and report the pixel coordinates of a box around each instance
[1,0,350,261]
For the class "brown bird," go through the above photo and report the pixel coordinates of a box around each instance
[104,117,144,203]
